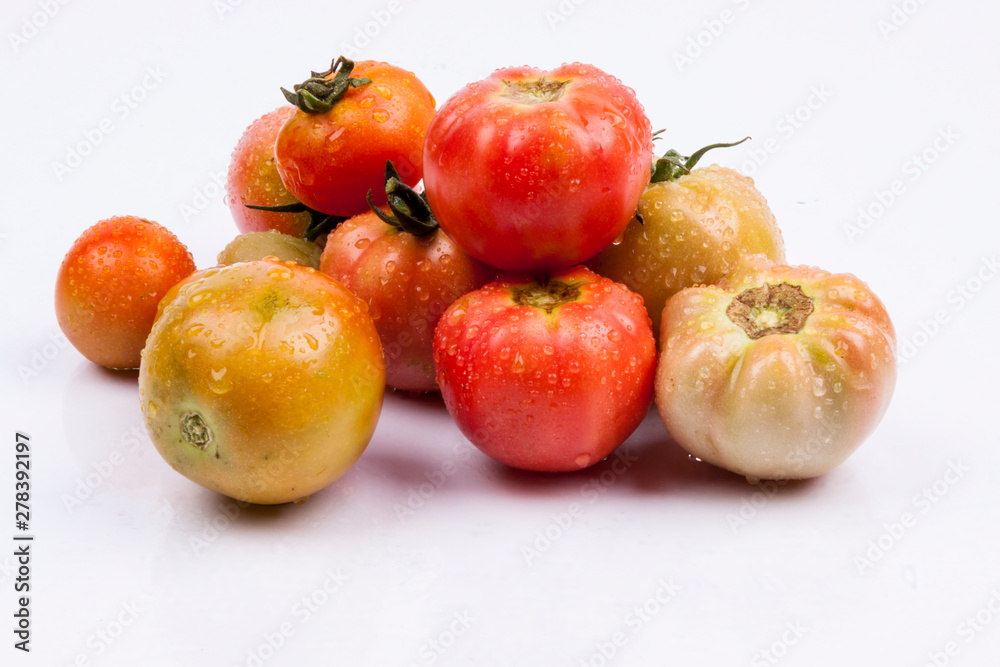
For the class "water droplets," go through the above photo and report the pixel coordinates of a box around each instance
[267,265,293,281]
[209,367,232,394]
[511,352,526,373]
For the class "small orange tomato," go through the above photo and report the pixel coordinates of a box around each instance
[55,216,196,369]
[225,106,313,237]
[655,255,897,480]
[139,259,385,505]
[275,57,435,217]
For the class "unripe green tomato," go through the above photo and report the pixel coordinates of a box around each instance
[590,165,785,336]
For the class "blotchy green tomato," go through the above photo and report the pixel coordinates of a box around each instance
[591,157,784,336]
[139,259,385,504]
[654,255,896,481]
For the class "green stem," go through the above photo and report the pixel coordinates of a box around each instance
[650,136,750,183]
[280,56,371,114]
[367,161,438,236]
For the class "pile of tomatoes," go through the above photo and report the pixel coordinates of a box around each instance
[54,57,897,505]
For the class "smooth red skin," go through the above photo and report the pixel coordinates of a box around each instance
[55,216,196,369]
[226,106,312,237]
[434,266,656,472]
[320,210,494,392]
[423,63,653,273]
[275,61,436,217]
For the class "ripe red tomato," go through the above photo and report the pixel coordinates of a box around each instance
[275,58,436,217]
[139,259,385,505]
[434,266,656,472]
[226,106,313,238]
[321,211,493,393]
[423,63,653,273]
[655,255,897,480]
[55,216,196,369]
[320,163,493,392]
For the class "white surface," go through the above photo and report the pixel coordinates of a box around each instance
[2,0,999,665]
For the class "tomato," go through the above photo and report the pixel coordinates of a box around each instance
[138,259,385,505]
[55,216,196,370]
[275,57,436,217]
[319,163,493,392]
[434,266,656,472]
[226,106,314,237]
[217,231,321,269]
[590,139,785,336]
[423,63,653,273]
[654,255,897,481]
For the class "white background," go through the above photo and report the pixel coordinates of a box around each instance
[2,0,999,665]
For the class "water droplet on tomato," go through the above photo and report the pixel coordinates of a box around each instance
[372,110,390,123]
[209,367,232,394]
[575,453,592,468]
[267,266,293,281]
[511,352,526,373]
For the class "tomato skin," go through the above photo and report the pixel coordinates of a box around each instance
[139,259,385,505]
[655,256,897,480]
[590,165,785,337]
[434,266,656,472]
[320,210,493,392]
[423,63,653,273]
[218,230,321,269]
[275,61,436,217]
[226,106,312,237]
[55,216,196,369]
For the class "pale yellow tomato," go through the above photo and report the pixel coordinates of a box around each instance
[655,256,896,480]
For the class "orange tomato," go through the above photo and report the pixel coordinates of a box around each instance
[55,216,195,369]
[139,259,385,504]
[275,58,435,217]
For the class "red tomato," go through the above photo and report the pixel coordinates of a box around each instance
[226,106,313,237]
[434,266,656,472]
[423,63,653,273]
[55,216,196,369]
[275,58,436,217]
[321,209,493,393]
[320,163,494,392]
[655,255,897,480]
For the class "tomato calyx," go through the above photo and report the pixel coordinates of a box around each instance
[280,56,372,114]
[511,279,583,314]
[726,282,814,339]
[499,76,570,104]
[180,412,213,450]
[366,160,438,237]
[244,202,348,242]
[650,137,750,183]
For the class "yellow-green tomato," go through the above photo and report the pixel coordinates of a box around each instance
[590,164,785,336]
[655,255,896,481]
[139,259,385,504]
[217,230,322,268]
